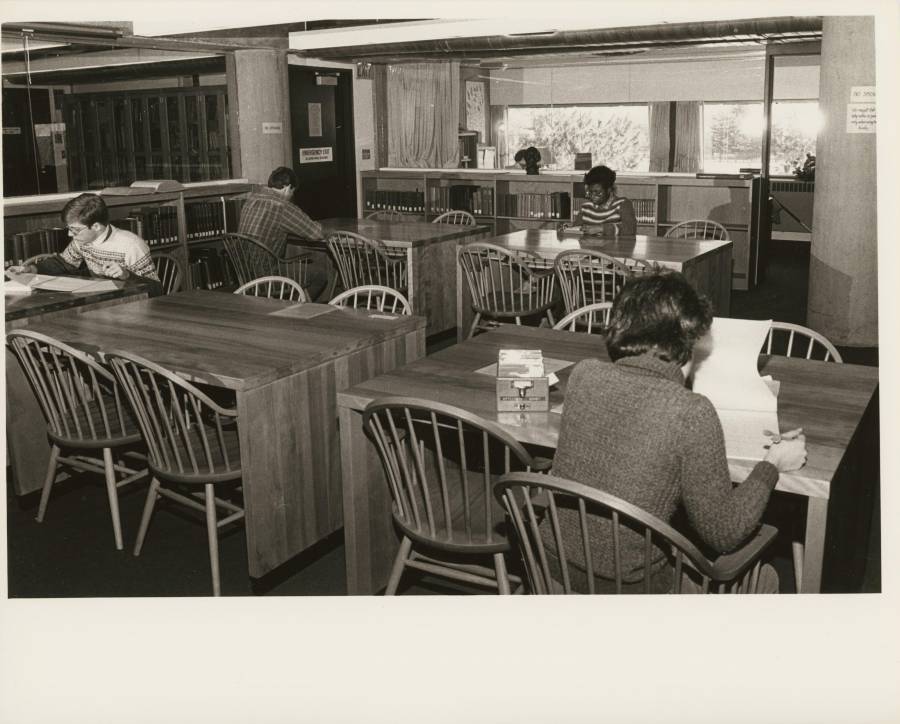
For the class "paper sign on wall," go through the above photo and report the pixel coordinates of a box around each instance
[308,103,323,137]
[850,86,875,102]
[847,103,876,133]
[262,122,283,134]
[299,147,333,164]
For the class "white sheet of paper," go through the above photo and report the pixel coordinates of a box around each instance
[4,280,33,295]
[692,317,779,461]
[29,276,120,292]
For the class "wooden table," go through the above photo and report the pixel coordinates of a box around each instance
[20,290,426,579]
[456,230,733,341]
[5,278,156,495]
[337,325,878,594]
[308,218,490,336]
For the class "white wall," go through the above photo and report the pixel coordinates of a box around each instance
[489,54,819,105]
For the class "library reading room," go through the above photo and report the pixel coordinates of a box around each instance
[2,4,898,720]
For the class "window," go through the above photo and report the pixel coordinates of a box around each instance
[702,100,820,174]
[499,105,650,172]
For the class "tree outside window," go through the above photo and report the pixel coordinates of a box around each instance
[504,105,649,171]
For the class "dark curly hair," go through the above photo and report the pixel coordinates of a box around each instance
[583,165,616,190]
[605,271,713,365]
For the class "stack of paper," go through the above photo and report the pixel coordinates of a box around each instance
[4,279,33,295]
[5,272,121,293]
[691,318,778,462]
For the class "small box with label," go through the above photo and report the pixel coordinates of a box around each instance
[495,349,549,412]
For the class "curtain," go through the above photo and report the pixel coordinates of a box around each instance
[648,102,671,172]
[386,62,460,168]
[673,101,701,173]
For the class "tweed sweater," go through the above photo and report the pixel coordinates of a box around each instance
[550,354,779,583]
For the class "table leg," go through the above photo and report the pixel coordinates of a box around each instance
[800,497,828,593]
[340,405,398,594]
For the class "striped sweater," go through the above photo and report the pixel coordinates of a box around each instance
[579,195,637,236]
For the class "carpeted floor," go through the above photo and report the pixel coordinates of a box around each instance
[5,242,880,596]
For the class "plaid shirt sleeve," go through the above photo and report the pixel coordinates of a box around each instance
[278,202,324,241]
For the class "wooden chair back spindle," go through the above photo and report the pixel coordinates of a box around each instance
[432,210,477,226]
[7,330,137,447]
[554,249,632,314]
[458,242,557,337]
[151,251,184,294]
[365,209,406,222]
[326,231,407,294]
[329,285,412,315]
[763,321,843,363]
[495,472,778,595]
[664,219,730,241]
[552,302,613,334]
[222,233,309,289]
[234,275,309,302]
[106,351,241,484]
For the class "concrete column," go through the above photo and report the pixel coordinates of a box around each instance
[807,17,877,346]
[225,49,293,184]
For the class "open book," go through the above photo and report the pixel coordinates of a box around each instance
[6,272,122,293]
[691,318,778,462]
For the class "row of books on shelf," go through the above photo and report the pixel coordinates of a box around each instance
[429,185,494,216]
[497,192,571,220]
[364,189,426,214]
[4,227,69,267]
[185,199,242,242]
[114,206,179,247]
[188,247,236,291]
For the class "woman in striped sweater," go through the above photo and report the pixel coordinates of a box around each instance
[577,164,637,236]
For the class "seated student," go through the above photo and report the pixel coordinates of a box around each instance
[11,193,159,282]
[576,164,637,236]
[238,166,328,299]
[548,271,807,593]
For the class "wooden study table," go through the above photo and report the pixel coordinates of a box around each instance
[306,218,490,336]
[5,278,157,495]
[456,229,733,341]
[337,325,879,594]
[19,290,426,579]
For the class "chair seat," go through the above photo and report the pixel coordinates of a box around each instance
[150,421,242,485]
[473,292,555,319]
[47,396,142,449]
[392,486,511,554]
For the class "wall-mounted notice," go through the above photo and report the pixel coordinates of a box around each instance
[847,103,876,133]
[308,103,323,138]
[262,122,283,134]
[847,86,876,133]
[299,147,333,164]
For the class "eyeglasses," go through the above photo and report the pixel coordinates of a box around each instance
[67,225,89,235]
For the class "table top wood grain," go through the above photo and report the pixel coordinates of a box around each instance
[337,325,878,500]
[22,290,425,391]
[474,229,733,266]
[318,218,490,248]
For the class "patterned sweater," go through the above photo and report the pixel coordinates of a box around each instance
[550,354,779,583]
[57,225,158,281]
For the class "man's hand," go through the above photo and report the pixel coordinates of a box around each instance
[7,264,38,274]
[101,262,129,280]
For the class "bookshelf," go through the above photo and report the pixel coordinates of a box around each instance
[361,169,760,290]
[3,180,252,291]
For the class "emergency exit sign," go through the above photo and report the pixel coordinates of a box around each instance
[299,147,333,163]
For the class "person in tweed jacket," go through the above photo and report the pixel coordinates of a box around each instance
[549,271,806,592]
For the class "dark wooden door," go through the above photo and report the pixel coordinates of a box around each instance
[288,66,356,219]
[3,88,55,197]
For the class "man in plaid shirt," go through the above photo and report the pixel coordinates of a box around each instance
[238,166,329,299]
